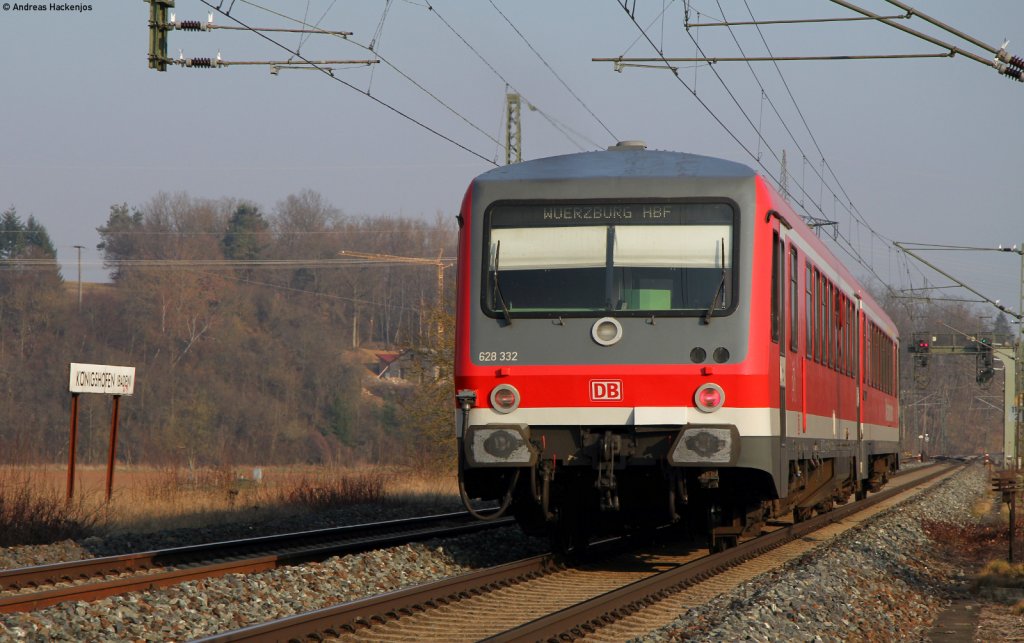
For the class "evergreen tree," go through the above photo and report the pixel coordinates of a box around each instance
[222,203,268,261]
[23,216,56,257]
[0,206,25,260]
[97,203,144,280]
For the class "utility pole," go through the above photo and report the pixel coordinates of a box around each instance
[505,93,522,165]
[146,0,175,71]
[1004,241,1024,470]
[73,245,84,311]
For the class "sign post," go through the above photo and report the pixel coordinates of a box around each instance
[66,393,80,501]
[67,363,135,502]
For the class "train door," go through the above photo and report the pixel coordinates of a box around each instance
[855,296,865,479]
[771,229,788,483]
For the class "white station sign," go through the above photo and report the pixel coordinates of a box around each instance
[69,363,136,396]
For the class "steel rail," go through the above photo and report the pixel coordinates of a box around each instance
[486,464,957,642]
[0,511,511,613]
[198,464,951,642]
[193,555,563,643]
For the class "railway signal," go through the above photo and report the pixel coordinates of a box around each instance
[908,331,1018,468]
[909,337,931,367]
[978,337,996,384]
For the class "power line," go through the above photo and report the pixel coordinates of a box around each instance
[424,3,598,151]
[599,52,954,65]
[736,0,897,280]
[191,269,428,313]
[2,258,456,269]
[643,3,905,299]
[828,0,1024,81]
[488,0,618,142]
[197,1,499,165]
[684,14,911,28]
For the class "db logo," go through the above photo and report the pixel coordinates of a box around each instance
[590,380,623,401]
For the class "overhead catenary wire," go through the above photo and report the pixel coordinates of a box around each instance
[599,52,955,65]
[295,0,339,60]
[678,2,913,304]
[684,14,911,28]
[214,0,507,154]
[488,0,618,143]
[424,3,598,151]
[737,1,900,280]
[197,1,499,166]
[878,0,1005,57]
[828,0,1023,80]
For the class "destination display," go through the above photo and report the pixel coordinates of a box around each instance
[69,363,136,396]
[488,201,734,228]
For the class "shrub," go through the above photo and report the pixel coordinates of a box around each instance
[0,471,99,547]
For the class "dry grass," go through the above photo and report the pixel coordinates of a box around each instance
[0,463,457,544]
[976,559,1024,588]
[972,497,996,519]
[0,468,102,546]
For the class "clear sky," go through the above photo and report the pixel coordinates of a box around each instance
[1,1,1022,322]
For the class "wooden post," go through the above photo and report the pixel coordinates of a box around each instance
[105,395,121,502]
[66,393,80,501]
[1011,487,1017,563]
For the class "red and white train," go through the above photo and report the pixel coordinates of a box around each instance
[454,142,899,550]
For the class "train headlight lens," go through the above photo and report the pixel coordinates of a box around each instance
[490,384,520,414]
[694,383,725,412]
[591,317,623,346]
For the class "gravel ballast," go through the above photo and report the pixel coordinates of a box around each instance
[637,464,994,642]
[0,526,546,641]
[0,465,1004,641]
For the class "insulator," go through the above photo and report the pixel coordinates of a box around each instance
[1003,67,1024,82]
[1009,55,1024,72]
[188,57,212,68]
[180,20,203,31]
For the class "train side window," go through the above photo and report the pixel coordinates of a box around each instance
[790,247,799,352]
[812,268,819,361]
[819,270,827,364]
[823,282,831,368]
[845,300,852,376]
[864,322,871,388]
[868,325,874,388]
[771,231,781,344]
[805,264,813,359]
[853,305,859,380]
[837,294,844,374]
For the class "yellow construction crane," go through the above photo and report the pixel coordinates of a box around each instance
[336,249,453,299]
[337,249,454,344]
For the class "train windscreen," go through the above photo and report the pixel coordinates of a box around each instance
[483,202,736,317]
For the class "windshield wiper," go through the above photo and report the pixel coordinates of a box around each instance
[492,241,512,325]
[702,239,727,325]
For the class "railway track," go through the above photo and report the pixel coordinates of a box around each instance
[0,511,512,614]
[197,463,957,642]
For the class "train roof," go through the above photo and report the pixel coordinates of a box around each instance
[475,147,756,184]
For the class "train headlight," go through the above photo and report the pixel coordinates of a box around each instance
[464,424,535,467]
[490,384,520,414]
[591,317,623,346]
[694,383,725,412]
[668,425,740,466]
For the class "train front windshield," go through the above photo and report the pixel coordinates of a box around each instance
[484,202,736,317]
